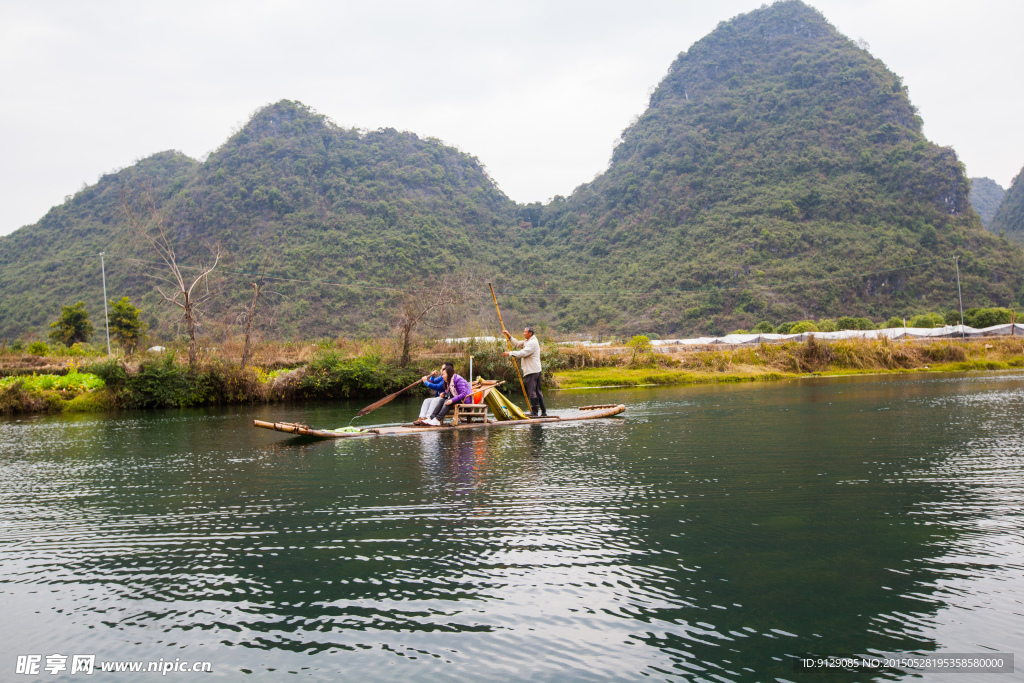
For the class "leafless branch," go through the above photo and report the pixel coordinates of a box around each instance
[120,186,224,366]
[395,273,473,366]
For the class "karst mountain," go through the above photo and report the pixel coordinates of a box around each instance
[1,0,1020,342]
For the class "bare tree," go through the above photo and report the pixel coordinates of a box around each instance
[239,260,278,368]
[120,188,222,367]
[240,278,264,368]
[396,274,472,367]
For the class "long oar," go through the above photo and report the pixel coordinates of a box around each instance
[489,283,532,413]
[356,378,423,418]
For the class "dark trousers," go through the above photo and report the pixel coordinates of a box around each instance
[523,372,546,415]
[430,398,460,421]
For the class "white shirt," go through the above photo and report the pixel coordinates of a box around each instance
[509,335,541,375]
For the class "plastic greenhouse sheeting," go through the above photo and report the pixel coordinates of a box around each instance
[646,324,1024,347]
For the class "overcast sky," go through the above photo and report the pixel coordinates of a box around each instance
[1,0,1021,236]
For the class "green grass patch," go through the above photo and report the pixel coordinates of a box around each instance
[61,389,116,413]
[553,366,794,389]
[934,359,1010,372]
[0,372,105,393]
[553,358,1024,390]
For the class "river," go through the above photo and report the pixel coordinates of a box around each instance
[1,372,1021,680]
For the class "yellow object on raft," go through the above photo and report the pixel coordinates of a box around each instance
[484,388,530,421]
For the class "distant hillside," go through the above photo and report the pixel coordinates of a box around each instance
[0,101,517,341]
[509,0,1024,334]
[0,152,198,339]
[969,177,1006,229]
[1,2,1022,344]
[989,166,1024,244]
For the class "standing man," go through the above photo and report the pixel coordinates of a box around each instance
[504,327,547,417]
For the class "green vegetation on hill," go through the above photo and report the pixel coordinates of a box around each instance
[0,102,517,342]
[1,1,1022,345]
[513,0,1024,335]
[990,166,1024,244]
[969,177,1006,229]
[0,152,197,340]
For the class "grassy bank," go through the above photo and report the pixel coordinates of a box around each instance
[0,336,544,416]
[3,336,1023,416]
[552,336,1024,388]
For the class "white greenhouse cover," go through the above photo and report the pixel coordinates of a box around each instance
[648,324,1024,346]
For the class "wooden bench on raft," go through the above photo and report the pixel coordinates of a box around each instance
[449,378,506,425]
[452,403,488,425]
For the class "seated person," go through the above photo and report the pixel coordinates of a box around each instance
[422,362,472,426]
[415,369,445,425]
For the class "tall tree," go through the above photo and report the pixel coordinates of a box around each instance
[108,296,148,355]
[49,301,93,346]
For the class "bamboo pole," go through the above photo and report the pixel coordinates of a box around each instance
[356,378,423,417]
[489,283,532,413]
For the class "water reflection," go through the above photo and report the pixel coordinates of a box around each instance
[0,373,1022,680]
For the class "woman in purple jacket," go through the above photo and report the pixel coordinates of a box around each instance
[423,362,472,426]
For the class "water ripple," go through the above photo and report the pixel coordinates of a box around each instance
[2,376,1023,679]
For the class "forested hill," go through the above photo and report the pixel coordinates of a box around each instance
[989,166,1024,244]
[2,2,1023,344]
[509,0,1023,334]
[969,177,1005,229]
[0,101,518,340]
[0,152,199,338]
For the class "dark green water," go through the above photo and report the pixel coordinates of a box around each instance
[1,372,1021,681]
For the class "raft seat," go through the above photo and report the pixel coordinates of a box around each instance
[453,403,488,426]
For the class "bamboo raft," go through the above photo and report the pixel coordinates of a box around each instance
[253,404,626,439]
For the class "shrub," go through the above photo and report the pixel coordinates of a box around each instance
[836,316,875,331]
[627,335,654,366]
[790,321,819,334]
[908,312,945,328]
[774,322,796,334]
[557,344,603,370]
[922,342,967,363]
[121,353,209,409]
[964,307,1012,328]
[729,329,750,335]
[28,341,50,356]
[752,321,774,333]
[0,379,47,415]
[298,349,420,400]
[816,319,838,332]
[885,317,904,328]
[67,342,98,357]
[201,360,265,404]
[802,335,835,366]
[86,359,129,388]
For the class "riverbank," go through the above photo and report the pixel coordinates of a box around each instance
[3,336,1023,416]
[552,336,1024,388]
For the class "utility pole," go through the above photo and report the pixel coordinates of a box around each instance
[955,255,965,339]
[101,253,111,357]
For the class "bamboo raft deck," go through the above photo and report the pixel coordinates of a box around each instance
[253,404,626,439]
